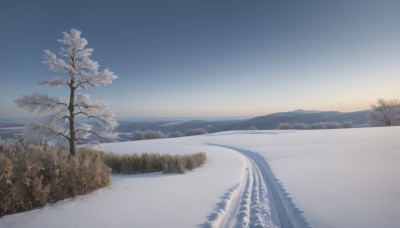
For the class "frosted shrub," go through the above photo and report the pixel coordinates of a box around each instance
[307,123,321,130]
[342,121,353,128]
[277,121,354,130]
[167,131,183,138]
[325,121,342,129]
[184,128,208,136]
[132,130,166,140]
[132,130,145,140]
[144,130,165,139]
[277,123,292,130]
[293,123,307,130]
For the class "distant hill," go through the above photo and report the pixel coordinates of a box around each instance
[116,110,371,134]
[0,110,371,141]
[288,109,322,114]
[245,110,370,129]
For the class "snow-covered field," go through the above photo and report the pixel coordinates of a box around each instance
[1,127,399,227]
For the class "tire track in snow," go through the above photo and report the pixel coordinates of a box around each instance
[201,183,242,228]
[201,144,310,228]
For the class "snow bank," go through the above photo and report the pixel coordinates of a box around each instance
[0,137,246,228]
[198,127,400,227]
[1,127,399,227]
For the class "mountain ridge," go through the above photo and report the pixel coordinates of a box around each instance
[116,109,370,134]
[0,110,371,141]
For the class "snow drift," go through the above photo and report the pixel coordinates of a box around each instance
[1,127,399,228]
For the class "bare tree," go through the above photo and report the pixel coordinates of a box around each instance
[369,99,400,126]
[15,29,118,156]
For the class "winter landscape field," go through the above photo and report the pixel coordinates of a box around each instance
[2,1,400,228]
[1,126,399,228]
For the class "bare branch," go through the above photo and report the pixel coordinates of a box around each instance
[74,94,107,110]
[75,123,93,140]
[39,77,69,87]
[15,92,68,114]
[24,118,70,141]
[43,50,76,75]
[58,115,71,121]
[76,68,117,88]
[94,131,119,140]
[76,137,90,142]
[75,57,99,72]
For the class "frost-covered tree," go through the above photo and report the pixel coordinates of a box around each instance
[276,123,292,130]
[132,130,166,140]
[15,28,118,156]
[369,99,400,126]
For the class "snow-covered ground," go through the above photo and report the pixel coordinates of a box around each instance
[200,127,400,227]
[1,127,399,227]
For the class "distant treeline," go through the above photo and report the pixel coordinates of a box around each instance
[132,128,208,140]
[276,121,354,130]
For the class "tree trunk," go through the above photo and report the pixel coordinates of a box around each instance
[69,81,76,156]
[69,138,76,156]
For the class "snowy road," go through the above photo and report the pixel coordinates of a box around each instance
[203,144,310,228]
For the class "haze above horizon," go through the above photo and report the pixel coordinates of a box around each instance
[1,1,399,118]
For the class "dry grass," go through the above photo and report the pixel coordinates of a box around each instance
[0,141,207,216]
[0,141,110,216]
[98,151,207,174]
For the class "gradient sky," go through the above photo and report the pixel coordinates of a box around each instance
[1,0,399,118]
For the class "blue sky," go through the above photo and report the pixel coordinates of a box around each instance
[1,0,399,118]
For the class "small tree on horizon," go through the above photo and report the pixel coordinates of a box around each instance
[369,98,400,126]
[15,28,118,156]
